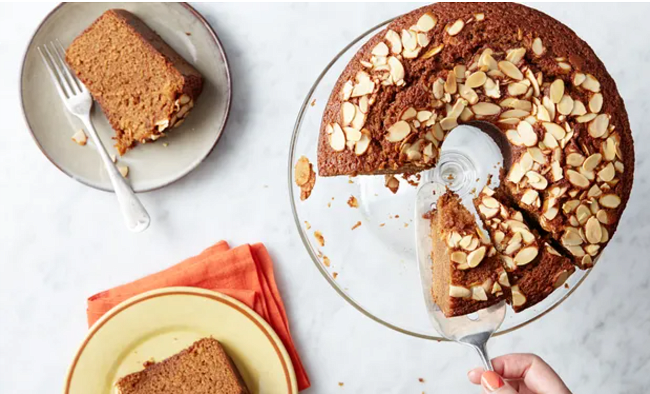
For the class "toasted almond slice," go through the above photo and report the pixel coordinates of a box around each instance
[458,83,479,105]
[508,162,525,183]
[386,120,411,142]
[553,270,572,288]
[330,123,346,151]
[571,100,587,116]
[532,37,545,56]
[294,156,311,186]
[581,74,601,92]
[599,194,621,209]
[521,189,539,206]
[566,152,585,167]
[585,217,603,244]
[341,102,356,126]
[417,12,438,32]
[343,127,362,142]
[511,285,527,307]
[507,82,528,96]
[582,153,602,173]
[387,56,405,84]
[467,246,487,268]
[542,122,566,140]
[517,121,538,147]
[576,113,597,123]
[354,133,371,156]
[573,73,586,86]
[72,129,88,146]
[466,71,487,88]
[588,114,609,138]
[401,29,417,51]
[118,165,129,178]
[445,71,457,94]
[422,43,444,59]
[566,169,590,188]
[562,227,583,246]
[482,196,500,209]
[479,204,499,219]
[372,42,389,57]
[471,285,488,301]
[506,47,526,64]
[598,163,615,182]
[550,79,564,104]
[557,95,574,115]
[472,102,501,117]
[589,93,603,113]
[446,19,464,36]
[385,30,402,54]
[449,285,471,298]
[515,246,538,266]
[498,60,523,80]
[450,251,467,264]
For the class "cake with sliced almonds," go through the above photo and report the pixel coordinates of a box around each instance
[430,190,506,317]
[316,2,633,313]
[475,186,575,311]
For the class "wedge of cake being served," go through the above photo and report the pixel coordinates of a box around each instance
[116,337,249,394]
[430,190,507,317]
[65,9,203,154]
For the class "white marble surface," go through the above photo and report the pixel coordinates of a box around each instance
[1,2,650,393]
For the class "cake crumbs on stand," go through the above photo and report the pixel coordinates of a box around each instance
[347,195,359,208]
[351,221,362,230]
[314,231,325,247]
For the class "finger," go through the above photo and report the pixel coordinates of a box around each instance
[468,367,484,384]
[481,371,519,393]
[491,354,571,394]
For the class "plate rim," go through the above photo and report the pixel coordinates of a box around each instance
[19,2,233,193]
[63,286,298,394]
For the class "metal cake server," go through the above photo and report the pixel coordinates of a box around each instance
[414,181,506,370]
[414,124,509,370]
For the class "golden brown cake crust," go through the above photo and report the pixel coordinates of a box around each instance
[66,9,203,154]
[318,2,633,312]
[116,337,249,394]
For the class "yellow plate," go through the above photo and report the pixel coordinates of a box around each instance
[64,287,298,394]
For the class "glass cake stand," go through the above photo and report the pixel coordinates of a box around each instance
[288,19,593,340]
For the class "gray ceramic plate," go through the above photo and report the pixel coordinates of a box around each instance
[21,2,231,192]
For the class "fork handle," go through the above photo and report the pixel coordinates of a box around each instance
[79,116,151,233]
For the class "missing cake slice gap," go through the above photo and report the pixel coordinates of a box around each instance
[115,337,249,394]
[430,189,505,317]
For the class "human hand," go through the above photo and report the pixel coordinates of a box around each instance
[467,353,571,394]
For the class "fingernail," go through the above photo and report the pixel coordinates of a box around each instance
[481,371,504,392]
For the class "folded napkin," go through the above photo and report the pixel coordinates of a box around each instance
[87,241,310,391]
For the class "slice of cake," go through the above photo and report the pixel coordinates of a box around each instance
[116,337,249,394]
[66,9,203,154]
[475,186,575,311]
[430,190,505,317]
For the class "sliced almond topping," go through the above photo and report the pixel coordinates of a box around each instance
[576,113,597,123]
[576,205,591,225]
[330,123,346,151]
[589,93,603,113]
[351,108,366,130]
[450,251,467,264]
[483,77,501,99]
[466,71,487,88]
[472,102,501,117]
[598,163,615,182]
[448,231,462,247]
[581,255,593,268]
[581,74,601,92]
[467,246,487,268]
[482,197,500,209]
[596,209,609,224]
[511,285,527,307]
[445,71,457,94]
[479,204,499,219]
[588,114,610,138]
[604,137,617,161]
[562,227,583,246]
[386,120,411,142]
[372,42,389,57]
[521,189,539,206]
[526,171,548,190]
[585,244,600,256]
[557,95,574,115]
[355,134,371,156]
[517,121,538,147]
[400,107,417,120]
[400,29,417,51]
[585,217,603,244]
[508,162,525,183]
[385,30,402,54]
[341,102,356,126]
[599,194,621,209]
[582,153,602,172]
[532,37,545,56]
[571,100,587,116]
[417,12,438,32]
[566,169,590,189]
[566,152,585,167]
[352,71,375,97]
[294,156,311,186]
[422,43,444,59]
[573,73,586,86]
[498,60,523,80]
[553,270,572,288]
[446,19,465,36]
[506,47,526,65]
[507,82,528,96]
[449,285,471,298]
[471,285,488,301]
[515,246,538,266]
[542,122,566,140]
[343,127,362,142]
[550,79,565,104]
[387,56,405,84]
[440,117,458,131]
[72,129,88,146]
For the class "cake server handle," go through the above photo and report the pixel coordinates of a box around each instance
[461,332,494,371]
[80,116,151,233]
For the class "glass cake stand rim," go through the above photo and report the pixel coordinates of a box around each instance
[287,17,594,341]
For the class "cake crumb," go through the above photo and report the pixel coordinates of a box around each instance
[347,195,359,208]
[404,223,409,228]
[118,165,129,178]
[311,99,316,106]
[72,129,88,146]
[401,173,419,187]
[385,174,400,194]
[338,382,344,387]
[185,31,191,36]
[564,283,570,289]
[110,154,117,163]
[314,231,325,247]
[351,221,362,230]
[163,142,169,147]
[327,202,331,208]
[323,256,331,267]
[295,156,316,201]
[395,214,400,219]
[379,223,385,227]
[419,378,425,383]
[333,272,338,279]
[348,177,354,184]
[304,221,311,230]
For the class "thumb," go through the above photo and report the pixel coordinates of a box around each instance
[481,371,518,393]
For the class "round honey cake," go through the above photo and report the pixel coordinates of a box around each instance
[317,3,634,311]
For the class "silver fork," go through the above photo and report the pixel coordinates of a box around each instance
[38,40,150,233]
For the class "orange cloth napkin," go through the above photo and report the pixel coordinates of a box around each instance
[87,241,311,391]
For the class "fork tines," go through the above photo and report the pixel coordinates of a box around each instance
[38,40,84,99]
